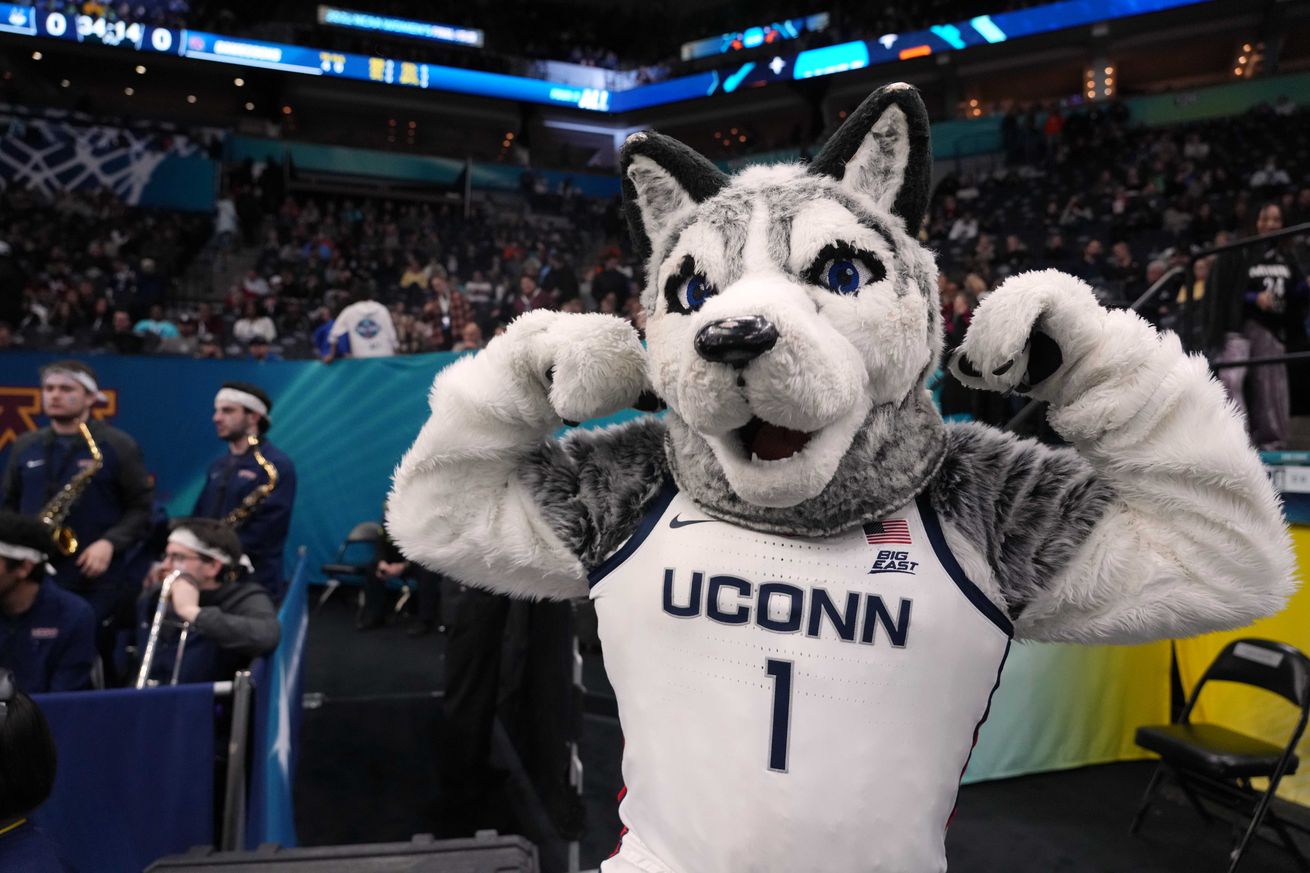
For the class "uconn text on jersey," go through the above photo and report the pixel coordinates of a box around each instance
[661,569,912,647]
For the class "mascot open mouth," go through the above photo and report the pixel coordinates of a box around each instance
[737,416,815,462]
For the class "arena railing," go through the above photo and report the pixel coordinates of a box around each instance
[1005,221,1310,434]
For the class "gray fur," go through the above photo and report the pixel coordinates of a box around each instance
[667,391,948,537]
[643,174,918,316]
[927,422,1115,618]
[627,158,697,238]
[847,107,909,211]
[519,416,670,568]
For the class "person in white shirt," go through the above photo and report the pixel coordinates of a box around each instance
[323,296,398,362]
[232,300,277,344]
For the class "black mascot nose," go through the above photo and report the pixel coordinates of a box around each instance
[694,316,779,366]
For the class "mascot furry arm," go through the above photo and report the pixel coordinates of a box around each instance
[389,83,1295,872]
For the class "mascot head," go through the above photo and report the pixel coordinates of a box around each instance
[621,83,947,535]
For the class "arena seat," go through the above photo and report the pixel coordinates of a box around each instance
[1130,638,1310,873]
[316,521,382,610]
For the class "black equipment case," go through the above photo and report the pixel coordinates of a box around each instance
[146,832,539,872]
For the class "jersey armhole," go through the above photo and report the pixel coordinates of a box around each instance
[587,478,678,590]
[915,492,1014,638]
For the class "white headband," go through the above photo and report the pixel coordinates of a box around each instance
[43,368,108,403]
[0,540,46,564]
[215,387,270,421]
[168,528,256,573]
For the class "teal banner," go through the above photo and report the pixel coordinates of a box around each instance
[1,351,454,582]
[0,351,639,584]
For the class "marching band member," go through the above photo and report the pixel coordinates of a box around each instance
[1,361,153,628]
[0,512,95,693]
[136,518,279,686]
[193,382,297,598]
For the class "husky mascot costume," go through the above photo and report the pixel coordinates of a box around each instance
[389,84,1296,872]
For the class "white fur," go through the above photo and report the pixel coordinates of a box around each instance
[838,104,910,217]
[626,153,698,238]
[955,270,1297,642]
[387,311,648,600]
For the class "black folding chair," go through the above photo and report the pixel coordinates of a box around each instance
[316,521,383,612]
[1130,638,1310,872]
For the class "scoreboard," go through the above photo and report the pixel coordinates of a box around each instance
[0,0,1209,114]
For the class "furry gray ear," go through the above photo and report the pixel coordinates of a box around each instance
[809,83,932,232]
[620,131,729,262]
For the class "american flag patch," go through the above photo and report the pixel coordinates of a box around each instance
[864,519,912,545]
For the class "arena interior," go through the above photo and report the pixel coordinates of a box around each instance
[1,0,1310,870]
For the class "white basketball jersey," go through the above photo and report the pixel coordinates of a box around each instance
[589,482,1012,873]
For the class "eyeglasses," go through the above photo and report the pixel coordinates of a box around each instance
[163,551,208,565]
[0,668,14,728]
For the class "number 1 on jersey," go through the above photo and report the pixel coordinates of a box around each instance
[766,659,793,772]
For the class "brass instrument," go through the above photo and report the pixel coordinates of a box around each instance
[38,421,102,556]
[223,434,278,528]
[136,569,193,688]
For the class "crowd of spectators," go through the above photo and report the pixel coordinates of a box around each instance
[0,147,641,360]
[212,183,641,360]
[0,184,210,355]
[5,95,1308,444]
[927,98,1310,430]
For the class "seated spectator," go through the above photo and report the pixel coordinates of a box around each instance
[1042,231,1070,266]
[158,313,201,356]
[398,253,428,290]
[427,272,472,349]
[133,304,179,340]
[1000,235,1029,275]
[948,213,978,242]
[591,256,630,311]
[462,270,496,319]
[239,268,269,298]
[0,513,95,694]
[0,671,74,872]
[510,274,552,317]
[196,302,225,341]
[246,337,282,363]
[452,322,484,352]
[1074,239,1107,285]
[1250,158,1291,192]
[195,333,224,360]
[232,300,276,345]
[100,309,144,354]
[541,251,579,305]
[136,518,280,686]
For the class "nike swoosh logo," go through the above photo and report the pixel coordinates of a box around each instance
[669,515,720,529]
[25,460,44,468]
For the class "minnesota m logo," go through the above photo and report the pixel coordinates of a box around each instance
[0,386,119,451]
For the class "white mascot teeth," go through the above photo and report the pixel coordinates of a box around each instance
[389,83,1297,873]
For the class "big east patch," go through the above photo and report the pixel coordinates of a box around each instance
[870,549,918,575]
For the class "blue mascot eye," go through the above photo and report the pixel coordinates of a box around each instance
[825,259,862,294]
[680,275,716,311]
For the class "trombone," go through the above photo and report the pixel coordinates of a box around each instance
[135,569,193,688]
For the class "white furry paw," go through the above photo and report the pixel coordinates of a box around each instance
[503,310,649,424]
[949,269,1106,399]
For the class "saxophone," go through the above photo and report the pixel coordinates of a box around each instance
[223,434,278,528]
[39,421,103,556]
